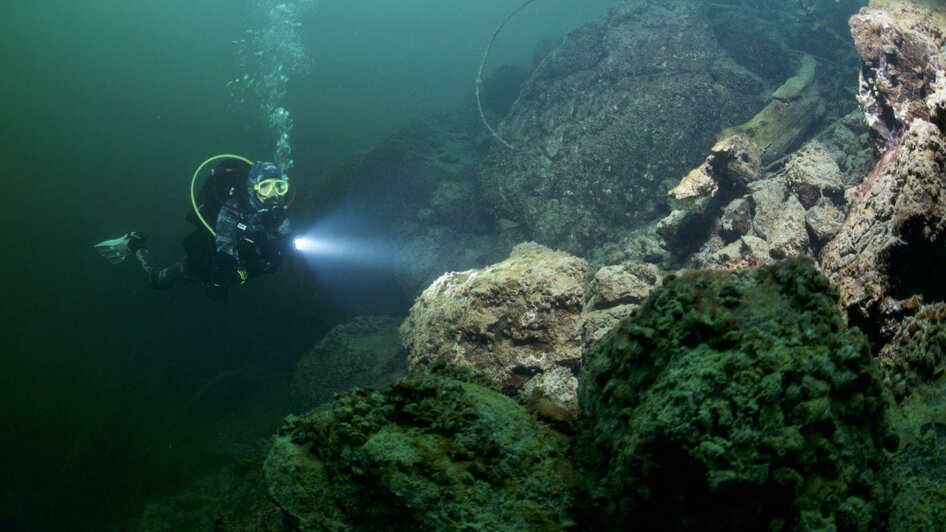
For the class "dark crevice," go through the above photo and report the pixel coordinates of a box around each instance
[884,216,946,303]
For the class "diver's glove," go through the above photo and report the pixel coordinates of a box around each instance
[212,251,245,286]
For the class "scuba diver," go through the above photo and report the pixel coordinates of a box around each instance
[95,156,295,300]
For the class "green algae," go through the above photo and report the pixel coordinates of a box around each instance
[577,258,894,531]
[266,364,574,531]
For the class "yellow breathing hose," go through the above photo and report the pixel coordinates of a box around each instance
[190,154,253,236]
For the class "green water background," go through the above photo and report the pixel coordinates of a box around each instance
[0,0,615,529]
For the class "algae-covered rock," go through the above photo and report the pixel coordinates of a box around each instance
[720,55,825,165]
[577,258,893,530]
[265,365,574,531]
[886,380,946,532]
[290,316,407,410]
[401,243,587,397]
[879,303,946,400]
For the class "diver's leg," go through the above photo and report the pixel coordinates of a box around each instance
[135,250,197,289]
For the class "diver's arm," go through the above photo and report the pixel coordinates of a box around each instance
[212,203,247,284]
[246,219,294,277]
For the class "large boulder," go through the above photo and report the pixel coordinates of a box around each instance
[401,243,587,397]
[478,0,770,254]
[265,365,574,531]
[576,258,894,530]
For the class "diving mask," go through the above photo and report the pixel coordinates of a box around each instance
[254,178,290,198]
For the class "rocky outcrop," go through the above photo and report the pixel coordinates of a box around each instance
[400,243,587,397]
[657,135,764,256]
[401,243,664,413]
[576,258,895,530]
[851,1,946,145]
[820,118,946,342]
[815,110,879,187]
[660,138,849,268]
[265,365,573,531]
[478,0,771,254]
[290,316,406,410]
[820,1,946,346]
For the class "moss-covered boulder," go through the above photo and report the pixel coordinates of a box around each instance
[265,365,574,531]
[879,303,946,400]
[886,382,946,532]
[577,258,894,531]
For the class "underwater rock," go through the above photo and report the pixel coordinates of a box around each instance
[669,135,854,268]
[783,141,845,209]
[290,316,406,411]
[478,0,767,254]
[590,261,660,310]
[265,365,574,531]
[820,118,946,343]
[879,303,946,400]
[658,135,763,257]
[719,197,752,241]
[806,197,846,247]
[720,54,826,165]
[401,242,587,398]
[577,258,893,530]
[850,1,946,145]
[815,110,879,188]
[578,304,635,355]
[819,0,946,348]
[748,176,810,260]
[690,234,772,271]
[521,365,580,421]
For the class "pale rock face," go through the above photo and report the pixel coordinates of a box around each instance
[783,141,845,209]
[400,242,587,396]
[521,365,579,414]
[851,3,945,142]
[806,198,846,246]
[591,262,660,308]
[820,119,946,335]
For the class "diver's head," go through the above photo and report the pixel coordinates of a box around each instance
[248,161,290,204]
